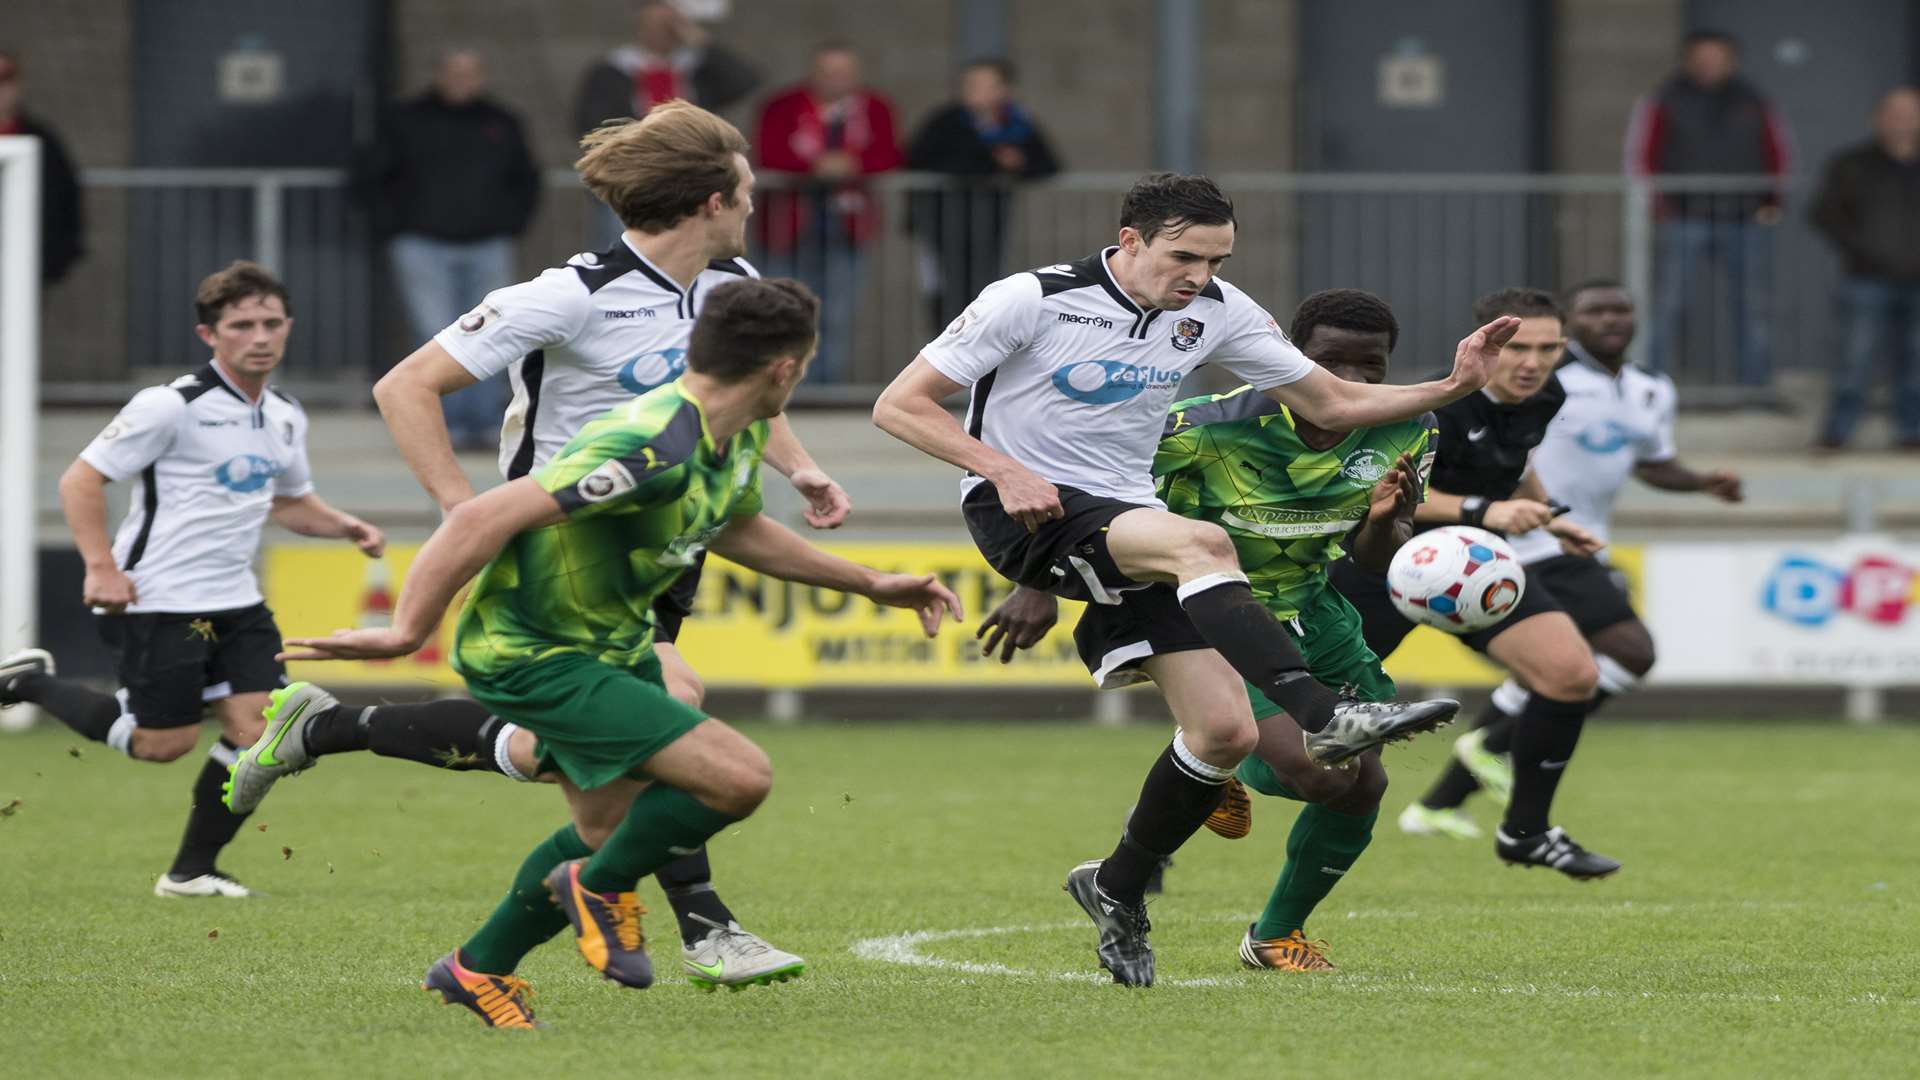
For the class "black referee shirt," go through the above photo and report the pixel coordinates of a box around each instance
[1425,371,1568,501]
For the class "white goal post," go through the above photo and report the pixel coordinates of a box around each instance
[0,136,43,732]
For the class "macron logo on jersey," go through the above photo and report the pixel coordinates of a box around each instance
[618,348,688,395]
[212,455,285,493]
[1051,360,1185,405]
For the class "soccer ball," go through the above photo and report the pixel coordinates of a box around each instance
[1386,526,1526,634]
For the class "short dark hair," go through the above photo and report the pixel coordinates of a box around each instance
[195,260,292,326]
[1472,286,1563,325]
[1290,288,1399,352]
[1683,29,1737,51]
[1564,277,1626,306]
[962,57,1016,84]
[1119,173,1235,244]
[687,278,820,382]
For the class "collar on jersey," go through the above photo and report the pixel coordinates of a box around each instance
[200,360,272,426]
[620,235,701,318]
[1564,340,1627,380]
[1058,246,1167,341]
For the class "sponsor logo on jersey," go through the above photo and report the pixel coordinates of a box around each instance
[1761,553,1919,628]
[576,459,638,503]
[1576,421,1634,454]
[1050,360,1184,404]
[1056,312,1115,330]
[618,348,688,395]
[212,454,285,493]
[457,302,503,334]
[1221,505,1362,539]
[1339,448,1391,485]
[603,308,658,320]
[1170,318,1205,352]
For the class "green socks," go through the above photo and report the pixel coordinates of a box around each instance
[578,783,737,894]
[461,824,593,975]
[1253,803,1378,940]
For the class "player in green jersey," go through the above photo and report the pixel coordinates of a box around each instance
[279,279,962,1028]
[978,289,1429,972]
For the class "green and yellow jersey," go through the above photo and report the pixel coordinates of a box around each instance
[452,380,767,679]
[1155,385,1436,620]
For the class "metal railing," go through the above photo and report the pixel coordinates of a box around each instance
[48,169,1839,406]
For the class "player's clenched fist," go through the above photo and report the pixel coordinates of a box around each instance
[990,465,1063,534]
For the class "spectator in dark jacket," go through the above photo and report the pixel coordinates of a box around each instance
[574,1,760,249]
[0,52,83,284]
[1812,87,1920,450]
[356,49,538,450]
[907,59,1060,333]
[1627,31,1791,387]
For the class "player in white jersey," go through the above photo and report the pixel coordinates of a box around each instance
[1413,279,1743,832]
[224,103,828,989]
[0,262,385,897]
[874,173,1517,985]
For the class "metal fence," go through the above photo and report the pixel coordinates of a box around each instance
[45,169,1843,407]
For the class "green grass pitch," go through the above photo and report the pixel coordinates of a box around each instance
[3,716,1917,1078]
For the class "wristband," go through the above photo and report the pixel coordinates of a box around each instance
[1460,497,1489,528]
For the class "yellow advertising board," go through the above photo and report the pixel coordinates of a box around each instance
[264,540,1641,691]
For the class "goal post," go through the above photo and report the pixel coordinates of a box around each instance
[0,136,43,732]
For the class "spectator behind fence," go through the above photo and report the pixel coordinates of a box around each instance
[574,1,760,249]
[1627,30,1789,389]
[756,41,902,384]
[0,52,83,284]
[355,49,538,451]
[907,58,1060,334]
[1811,87,1920,451]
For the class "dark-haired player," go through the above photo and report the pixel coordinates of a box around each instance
[0,261,385,897]
[875,172,1517,985]
[1423,281,1742,822]
[1331,287,1619,878]
[981,288,1437,972]
[280,278,962,1028]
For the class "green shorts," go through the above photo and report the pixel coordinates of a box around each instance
[1239,584,1395,800]
[462,648,707,791]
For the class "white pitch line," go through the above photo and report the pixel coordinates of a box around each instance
[849,904,1917,1006]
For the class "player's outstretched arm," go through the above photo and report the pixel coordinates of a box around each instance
[279,478,563,661]
[873,356,1062,531]
[976,585,1059,663]
[372,340,483,514]
[1634,459,1744,502]
[1267,317,1519,431]
[270,493,386,557]
[763,413,852,529]
[57,458,137,613]
[711,512,964,636]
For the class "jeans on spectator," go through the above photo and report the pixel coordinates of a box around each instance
[1651,218,1774,387]
[1819,277,1920,446]
[389,233,517,448]
[761,244,865,386]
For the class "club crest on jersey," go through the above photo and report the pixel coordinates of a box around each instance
[212,454,285,493]
[618,348,688,394]
[1170,317,1205,352]
[576,459,638,503]
[1051,359,1184,405]
[1339,448,1391,485]
[457,302,502,334]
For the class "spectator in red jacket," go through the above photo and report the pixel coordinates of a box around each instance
[1627,30,1791,389]
[754,41,902,383]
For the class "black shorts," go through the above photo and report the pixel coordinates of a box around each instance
[1528,555,1639,635]
[650,551,708,645]
[94,604,287,729]
[1071,584,1209,688]
[1328,557,1566,659]
[962,481,1149,604]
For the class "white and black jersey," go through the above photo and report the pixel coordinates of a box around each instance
[921,247,1314,507]
[434,236,759,478]
[78,362,313,614]
[1509,343,1677,565]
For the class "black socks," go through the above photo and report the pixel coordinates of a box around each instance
[333,699,515,775]
[1096,736,1231,905]
[1503,695,1588,837]
[11,673,121,742]
[170,738,249,878]
[1175,576,1337,732]
[655,848,740,947]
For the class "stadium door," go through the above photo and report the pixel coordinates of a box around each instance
[1295,0,1549,373]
